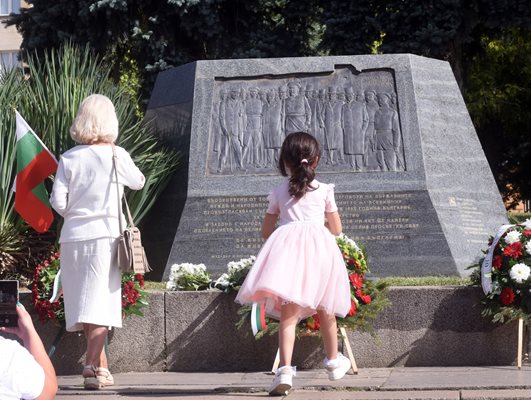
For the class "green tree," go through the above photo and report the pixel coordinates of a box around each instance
[464,29,531,206]
[7,0,322,101]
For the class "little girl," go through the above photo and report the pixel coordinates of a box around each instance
[235,131,352,396]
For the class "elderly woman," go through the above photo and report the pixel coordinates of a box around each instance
[50,94,145,389]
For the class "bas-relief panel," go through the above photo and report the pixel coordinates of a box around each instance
[208,66,406,175]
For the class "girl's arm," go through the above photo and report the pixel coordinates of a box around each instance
[261,213,278,239]
[325,211,342,236]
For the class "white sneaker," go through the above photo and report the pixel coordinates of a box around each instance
[269,365,296,396]
[323,353,351,381]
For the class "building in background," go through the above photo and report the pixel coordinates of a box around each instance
[0,0,24,72]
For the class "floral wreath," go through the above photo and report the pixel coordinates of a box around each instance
[211,234,390,337]
[32,250,149,326]
[471,219,531,324]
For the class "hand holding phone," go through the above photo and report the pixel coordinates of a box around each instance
[0,280,18,328]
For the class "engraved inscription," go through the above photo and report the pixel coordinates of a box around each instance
[448,196,489,243]
[337,192,420,243]
[208,66,405,175]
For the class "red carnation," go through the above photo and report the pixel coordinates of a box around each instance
[135,273,145,288]
[306,314,320,330]
[347,300,357,316]
[356,289,372,304]
[503,242,523,259]
[523,230,531,237]
[492,255,502,270]
[349,273,363,289]
[500,287,516,306]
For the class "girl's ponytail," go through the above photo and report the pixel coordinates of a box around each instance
[279,132,321,200]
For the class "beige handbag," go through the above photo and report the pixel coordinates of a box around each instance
[112,144,151,274]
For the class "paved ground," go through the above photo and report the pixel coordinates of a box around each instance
[56,366,531,399]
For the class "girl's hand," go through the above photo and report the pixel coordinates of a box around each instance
[325,211,342,236]
[261,213,278,239]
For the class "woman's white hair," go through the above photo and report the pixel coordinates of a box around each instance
[70,94,119,144]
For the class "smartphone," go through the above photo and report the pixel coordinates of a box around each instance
[0,280,18,327]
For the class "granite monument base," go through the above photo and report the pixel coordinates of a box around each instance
[144,54,507,279]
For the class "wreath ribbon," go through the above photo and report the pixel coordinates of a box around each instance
[481,224,513,295]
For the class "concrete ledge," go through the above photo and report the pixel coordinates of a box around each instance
[13,286,519,375]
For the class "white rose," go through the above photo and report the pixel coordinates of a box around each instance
[504,230,521,245]
[510,263,531,284]
[522,219,531,230]
[526,241,531,255]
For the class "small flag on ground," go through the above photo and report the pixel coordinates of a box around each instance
[14,111,58,233]
[251,302,267,335]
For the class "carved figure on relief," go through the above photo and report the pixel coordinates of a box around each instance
[243,87,264,167]
[374,92,401,171]
[314,88,327,151]
[263,88,284,164]
[342,87,369,171]
[214,89,229,172]
[323,86,344,165]
[305,84,319,138]
[284,81,311,135]
[364,90,380,170]
[218,86,245,172]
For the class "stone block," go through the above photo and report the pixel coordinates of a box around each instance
[143,54,507,279]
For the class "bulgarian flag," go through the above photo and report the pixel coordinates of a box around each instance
[14,111,58,233]
[251,302,267,336]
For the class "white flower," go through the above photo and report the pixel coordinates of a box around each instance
[510,263,531,284]
[213,273,230,288]
[526,241,531,255]
[491,281,501,295]
[504,230,521,245]
[166,280,176,290]
[522,219,531,230]
[338,233,360,251]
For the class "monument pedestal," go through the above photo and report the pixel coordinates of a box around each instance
[145,54,507,278]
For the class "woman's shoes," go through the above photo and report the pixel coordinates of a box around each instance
[82,365,114,390]
[83,365,101,390]
[96,367,114,387]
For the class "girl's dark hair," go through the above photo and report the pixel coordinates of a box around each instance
[279,132,321,199]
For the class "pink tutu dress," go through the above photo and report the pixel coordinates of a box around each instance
[235,179,351,320]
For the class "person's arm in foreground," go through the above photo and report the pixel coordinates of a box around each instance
[0,303,58,400]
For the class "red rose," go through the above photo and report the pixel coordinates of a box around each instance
[523,230,531,237]
[347,300,357,316]
[492,255,502,270]
[503,242,523,259]
[500,287,516,305]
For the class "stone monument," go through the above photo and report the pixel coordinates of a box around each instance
[144,54,507,279]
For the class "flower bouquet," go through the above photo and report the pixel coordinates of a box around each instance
[33,251,149,326]
[212,256,256,292]
[471,219,531,323]
[236,234,390,338]
[166,263,211,291]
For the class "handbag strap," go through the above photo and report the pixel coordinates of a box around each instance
[111,144,136,230]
